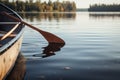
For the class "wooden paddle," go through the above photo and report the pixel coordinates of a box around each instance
[0,23,20,40]
[1,12,65,43]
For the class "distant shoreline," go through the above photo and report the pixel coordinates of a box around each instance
[76,8,120,12]
[76,8,88,11]
[88,4,120,12]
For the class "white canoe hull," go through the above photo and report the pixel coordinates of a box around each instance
[0,36,23,80]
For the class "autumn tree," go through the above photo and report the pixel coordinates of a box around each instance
[0,0,76,12]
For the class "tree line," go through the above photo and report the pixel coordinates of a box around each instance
[88,4,120,11]
[0,0,76,12]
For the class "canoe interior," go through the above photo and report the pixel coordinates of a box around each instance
[0,3,24,48]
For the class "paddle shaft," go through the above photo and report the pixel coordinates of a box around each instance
[2,12,65,43]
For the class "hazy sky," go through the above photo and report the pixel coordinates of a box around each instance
[41,0,120,8]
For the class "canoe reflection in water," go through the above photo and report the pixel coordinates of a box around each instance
[33,43,65,58]
[6,53,26,80]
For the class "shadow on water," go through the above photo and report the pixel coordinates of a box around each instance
[33,43,65,58]
[6,53,26,80]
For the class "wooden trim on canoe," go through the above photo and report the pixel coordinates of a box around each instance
[0,22,20,40]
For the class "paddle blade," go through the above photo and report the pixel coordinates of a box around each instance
[39,30,65,43]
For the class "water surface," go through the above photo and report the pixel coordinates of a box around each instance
[9,12,120,80]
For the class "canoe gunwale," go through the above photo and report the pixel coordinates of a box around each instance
[0,28,24,54]
[0,3,25,54]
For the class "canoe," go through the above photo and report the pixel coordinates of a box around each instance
[0,3,25,80]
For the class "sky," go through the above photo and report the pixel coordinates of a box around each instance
[41,0,120,8]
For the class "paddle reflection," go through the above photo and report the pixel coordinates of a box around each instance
[33,43,65,58]
[6,53,26,80]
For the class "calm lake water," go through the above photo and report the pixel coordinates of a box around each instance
[7,12,120,80]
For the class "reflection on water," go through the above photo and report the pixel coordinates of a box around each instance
[33,43,65,58]
[19,12,76,22]
[6,53,26,80]
[89,12,120,19]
